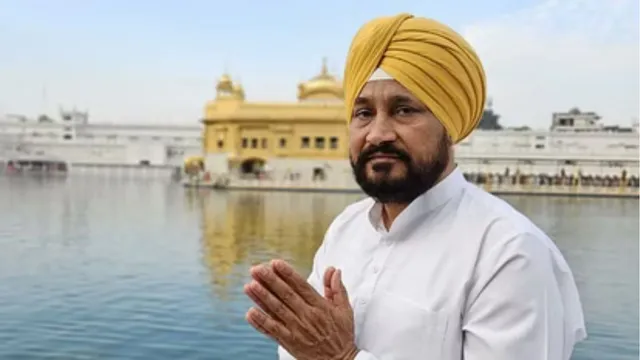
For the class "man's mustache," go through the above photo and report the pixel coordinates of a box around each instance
[357,143,411,165]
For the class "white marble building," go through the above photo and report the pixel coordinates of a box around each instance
[0,109,203,168]
[1,108,638,181]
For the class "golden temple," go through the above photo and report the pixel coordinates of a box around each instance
[201,59,348,172]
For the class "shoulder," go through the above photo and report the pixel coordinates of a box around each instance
[454,183,574,275]
[459,184,577,292]
[459,183,550,244]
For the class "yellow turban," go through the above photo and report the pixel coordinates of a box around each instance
[343,13,487,144]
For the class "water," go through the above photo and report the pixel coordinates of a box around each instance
[0,177,637,360]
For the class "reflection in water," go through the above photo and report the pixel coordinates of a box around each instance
[193,189,363,301]
[0,177,637,360]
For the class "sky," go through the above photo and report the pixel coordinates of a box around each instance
[0,0,638,129]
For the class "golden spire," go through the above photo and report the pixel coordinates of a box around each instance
[296,58,343,101]
[216,61,232,91]
[216,73,233,91]
[215,71,244,101]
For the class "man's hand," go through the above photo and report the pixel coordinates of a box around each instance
[244,259,358,360]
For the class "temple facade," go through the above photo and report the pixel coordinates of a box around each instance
[202,59,348,175]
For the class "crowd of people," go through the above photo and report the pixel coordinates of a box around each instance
[462,169,639,189]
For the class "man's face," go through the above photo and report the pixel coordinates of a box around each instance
[349,79,451,204]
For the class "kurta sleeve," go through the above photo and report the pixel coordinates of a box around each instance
[462,232,587,360]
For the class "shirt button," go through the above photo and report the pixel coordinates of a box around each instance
[360,299,367,305]
[373,266,380,273]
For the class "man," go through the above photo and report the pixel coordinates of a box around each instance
[244,13,587,360]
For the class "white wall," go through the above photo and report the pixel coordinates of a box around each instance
[124,143,167,165]
[0,121,203,148]
[458,129,638,161]
[1,139,172,166]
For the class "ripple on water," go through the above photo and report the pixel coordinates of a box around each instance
[0,181,637,359]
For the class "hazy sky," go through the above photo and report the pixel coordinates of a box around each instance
[0,0,638,129]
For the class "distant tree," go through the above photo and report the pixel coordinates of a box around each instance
[477,108,503,130]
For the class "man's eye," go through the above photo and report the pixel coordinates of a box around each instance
[354,109,373,119]
[396,106,416,116]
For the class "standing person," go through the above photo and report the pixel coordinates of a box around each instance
[244,13,586,360]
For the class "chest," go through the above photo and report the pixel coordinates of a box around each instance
[325,225,486,359]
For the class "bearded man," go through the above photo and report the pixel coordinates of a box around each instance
[244,13,587,360]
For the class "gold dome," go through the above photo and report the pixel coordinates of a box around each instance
[297,58,343,101]
[215,73,244,102]
[216,73,233,92]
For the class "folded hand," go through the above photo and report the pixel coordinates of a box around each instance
[244,259,358,360]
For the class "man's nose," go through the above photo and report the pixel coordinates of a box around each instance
[365,115,397,146]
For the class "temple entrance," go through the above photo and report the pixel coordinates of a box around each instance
[240,158,266,177]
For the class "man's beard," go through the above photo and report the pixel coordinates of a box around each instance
[350,135,450,204]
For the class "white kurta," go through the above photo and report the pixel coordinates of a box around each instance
[278,168,587,360]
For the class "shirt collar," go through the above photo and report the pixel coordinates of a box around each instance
[367,167,466,234]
